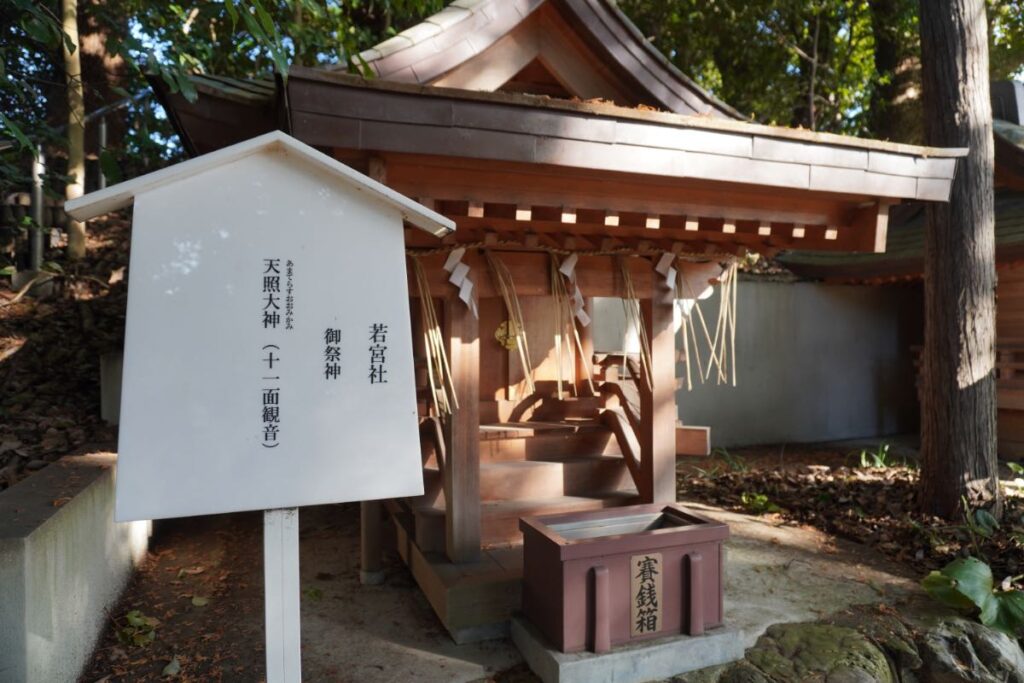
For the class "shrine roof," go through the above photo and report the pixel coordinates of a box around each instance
[348,0,742,119]
[779,119,1024,281]
[278,67,964,203]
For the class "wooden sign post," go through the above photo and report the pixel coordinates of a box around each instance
[264,508,302,681]
[66,132,454,682]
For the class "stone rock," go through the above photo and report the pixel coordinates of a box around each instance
[718,662,770,683]
[827,605,923,678]
[917,617,1024,683]
[25,459,47,471]
[717,623,895,683]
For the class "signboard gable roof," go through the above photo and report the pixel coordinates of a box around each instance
[65,130,455,237]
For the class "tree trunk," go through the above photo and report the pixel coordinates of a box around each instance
[63,0,87,260]
[918,0,999,518]
[869,0,923,143]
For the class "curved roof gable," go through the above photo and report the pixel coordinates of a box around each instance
[355,0,741,119]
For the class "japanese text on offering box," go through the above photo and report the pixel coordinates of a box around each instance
[631,552,663,636]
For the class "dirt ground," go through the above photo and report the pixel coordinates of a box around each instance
[80,447,935,683]
[80,504,522,683]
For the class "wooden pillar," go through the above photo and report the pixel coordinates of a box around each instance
[443,298,481,563]
[591,565,610,653]
[576,298,595,397]
[359,500,384,585]
[640,292,677,503]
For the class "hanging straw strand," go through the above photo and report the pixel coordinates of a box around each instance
[409,255,459,416]
[618,257,653,392]
[486,250,536,396]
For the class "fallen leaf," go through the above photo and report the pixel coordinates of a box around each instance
[162,656,181,677]
[191,596,209,607]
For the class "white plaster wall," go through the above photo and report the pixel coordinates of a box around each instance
[0,455,150,683]
[592,281,921,447]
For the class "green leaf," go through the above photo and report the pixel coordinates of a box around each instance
[62,29,76,56]
[125,609,147,627]
[922,571,977,612]
[175,71,198,103]
[22,18,52,45]
[225,0,239,27]
[973,509,1000,538]
[941,557,995,609]
[42,260,63,274]
[162,656,181,677]
[0,266,15,277]
[0,112,35,151]
[98,150,122,184]
[251,0,276,37]
[986,590,1024,637]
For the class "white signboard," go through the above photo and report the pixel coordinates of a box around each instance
[68,135,454,521]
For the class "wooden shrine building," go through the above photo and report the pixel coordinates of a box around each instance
[152,0,964,640]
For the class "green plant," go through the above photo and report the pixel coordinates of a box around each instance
[1007,461,1024,477]
[741,492,781,515]
[116,609,158,647]
[857,443,893,468]
[962,496,1000,559]
[713,447,749,473]
[693,464,723,479]
[922,557,1024,637]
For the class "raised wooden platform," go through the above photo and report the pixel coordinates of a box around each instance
[391,417,644,640]
[392,506,524,643]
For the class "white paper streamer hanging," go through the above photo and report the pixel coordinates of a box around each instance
[559,254,590,327]
[655,252,677,288]
[443,247,478,318]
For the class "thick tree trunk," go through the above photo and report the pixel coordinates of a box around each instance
[918,0,999,518]
[869,0,923,143]
[63,0,87,259]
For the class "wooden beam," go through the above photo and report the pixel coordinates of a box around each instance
[845,201,892,253]
[368,156,387,184]
[421,215,846,252]
[407,250,656,299]
[383,154,864,227]
[639,282,677,503]
[443,299,481,563]
[676,425,710,457]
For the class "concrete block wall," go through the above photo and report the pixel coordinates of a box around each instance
[593,280,922,448]
[0,454,150,683]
